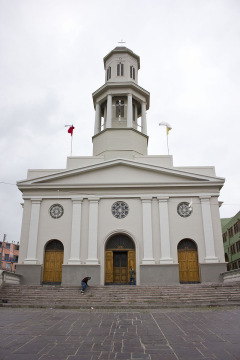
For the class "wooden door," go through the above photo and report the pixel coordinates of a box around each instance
[105,251,113,283]
[178,249,200,283]
[113,252,128,283]
[43,250,63,283]
[128,250,136,282]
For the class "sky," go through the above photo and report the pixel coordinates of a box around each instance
[0,0,240,244]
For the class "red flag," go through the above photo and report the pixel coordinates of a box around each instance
[68,125,75,136]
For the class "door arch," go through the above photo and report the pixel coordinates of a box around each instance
[177,239,200,283]
[105,234,136,284]
[43,240,64,284]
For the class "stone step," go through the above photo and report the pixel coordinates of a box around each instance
[1,283,240,309]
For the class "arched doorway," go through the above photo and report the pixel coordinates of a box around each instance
[43,240,64,284]
[177,239,200,283]
[105,234,136,284]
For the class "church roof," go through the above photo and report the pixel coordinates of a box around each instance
[103,47,140,69]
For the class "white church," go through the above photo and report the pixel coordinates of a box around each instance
[16,46,226,286]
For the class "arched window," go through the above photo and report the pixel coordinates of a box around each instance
[107,66,111,80]
[106,234,135,250]
[130,65,135,80]
[117,63,124,76]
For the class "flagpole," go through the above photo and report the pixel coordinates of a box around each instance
[167,132,169,155]
[71,134,73,156]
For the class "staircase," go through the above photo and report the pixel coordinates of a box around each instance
[0,283,240,309]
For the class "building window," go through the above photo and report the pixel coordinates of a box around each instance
[14,256,19,262]
[117,63,124,76]
[115,100,124,118]
[230,244,236,255]
[4,254,9,261]
[5,244,10,249]
[236,240,240,252]
[228,227,233,238]
[223,232,227,243]
[107,66,111,80]
[5,263,11,270]
[130,66,135,80]
[232,261,238,270]
[234,220,240,234]
[15,245,19,250]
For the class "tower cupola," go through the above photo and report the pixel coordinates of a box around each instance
[92,47,150,160]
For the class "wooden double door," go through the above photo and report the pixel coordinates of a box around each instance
[178,248,200,283]
[105,250,136,284]
[43,240,64,284]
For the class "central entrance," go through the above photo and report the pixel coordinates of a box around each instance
[105,234,136,284]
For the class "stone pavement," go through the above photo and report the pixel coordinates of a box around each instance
[0,308,239,360]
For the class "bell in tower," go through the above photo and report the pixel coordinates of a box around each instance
[92,47,150,160]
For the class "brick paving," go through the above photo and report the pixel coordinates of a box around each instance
[0,308,239,360]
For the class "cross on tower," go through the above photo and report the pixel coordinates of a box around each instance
[118,39,126,46]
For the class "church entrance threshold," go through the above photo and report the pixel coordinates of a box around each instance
[105,234,136,285]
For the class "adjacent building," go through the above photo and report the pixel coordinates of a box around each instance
[0,241,19,272]
[16,46,226,286]
[222,211,240,271]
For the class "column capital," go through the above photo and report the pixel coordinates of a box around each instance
[200,196,211,202]
[157,196,169,202]
[88,197,100,203]
[31,198,42,204]
[72,197,83,203]
[141,196,152,202]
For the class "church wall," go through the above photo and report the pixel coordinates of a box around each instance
[36,199,72,264]
[168,197,205,263]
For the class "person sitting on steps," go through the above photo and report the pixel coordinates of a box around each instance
[81,276,91,294]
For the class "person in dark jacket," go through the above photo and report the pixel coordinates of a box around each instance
[81,276,91,294]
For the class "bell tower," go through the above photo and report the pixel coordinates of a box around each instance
[92,47,150,160]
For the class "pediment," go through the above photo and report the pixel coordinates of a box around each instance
[17,159,224,189]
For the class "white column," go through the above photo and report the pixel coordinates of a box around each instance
[141,197,155,264]
[200,196,218,263]
[141,101,147,134]
[158,197,173,264]
[86,198,99,264]
[127,93,133,128]
[68,198,83,264]
[94,102,101,135]
[106,94,112,128]
[24,198,41,264]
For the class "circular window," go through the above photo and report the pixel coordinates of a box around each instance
[49,204,64,219]
[177,202,192,218]
[111,201,129,219]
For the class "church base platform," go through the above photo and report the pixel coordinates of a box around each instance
[62,265,100,286]
[15,263,227,286]
[16,264,42,285]
[199,263,227,282]
[140,264,180,284]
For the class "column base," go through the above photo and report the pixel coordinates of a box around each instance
[23,259,38,265]
[85,259,99,265]
[68,259,82,265]
[142,259,155,265]
[204,257,219,263]
[160,258,174,264]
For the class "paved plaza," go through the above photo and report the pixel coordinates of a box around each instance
[0,308,239,360]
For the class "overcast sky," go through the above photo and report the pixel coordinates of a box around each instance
[1,0,239,244]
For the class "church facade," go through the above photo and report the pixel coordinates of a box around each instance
[16,47,226,286]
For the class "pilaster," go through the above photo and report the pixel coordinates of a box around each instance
[68,197,83,265]
[141,101,147,134]
[127,93,133,128]
[200,196,218,263]
[24,198,42,264]
[141,196,155,264]
[86,198,99,264]
[158,197,173,264]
